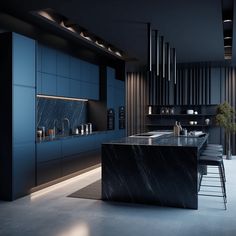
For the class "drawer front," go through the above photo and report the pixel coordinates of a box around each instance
[37,141,61,163]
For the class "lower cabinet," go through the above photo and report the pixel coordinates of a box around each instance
[37,160,61,185]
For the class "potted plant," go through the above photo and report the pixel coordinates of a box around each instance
[216,101,236,160]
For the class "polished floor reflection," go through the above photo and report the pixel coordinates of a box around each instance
[0,159,236,236]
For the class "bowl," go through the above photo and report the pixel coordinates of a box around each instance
[189,121,194,125]
[187,109,194,114]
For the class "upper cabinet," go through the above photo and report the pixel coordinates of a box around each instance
[12,34,36,87]
[37,43,99,100]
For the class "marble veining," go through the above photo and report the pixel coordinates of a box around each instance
[102,134,208,209]
[37,97,87,133]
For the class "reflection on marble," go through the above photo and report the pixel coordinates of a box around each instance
[102,134,208,209]
[104,133,208,149]
[37,98,87,133]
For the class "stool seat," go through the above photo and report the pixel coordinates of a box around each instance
[207,144,223,148]
[205,147,223,152]
[201,151,223,157]
[199,156,223,166]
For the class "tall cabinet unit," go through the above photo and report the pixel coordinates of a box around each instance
[0,32,36,200]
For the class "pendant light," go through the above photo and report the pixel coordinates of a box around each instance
[147,23,152,72]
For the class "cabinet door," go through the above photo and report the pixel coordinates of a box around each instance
[70,79,81,98]
[37,141,61,163]
[57,76,70,97]
[57,51,69,77]
[37,72,42,94]
[70,56,80,80]
[89,83,99,100]
[37,160,61,185]
[41,73,57,95]
[90,64,99,84]
[13,143,35,199]
[12,33,35,87]
[13,86,35,144]
[41,45,57,74]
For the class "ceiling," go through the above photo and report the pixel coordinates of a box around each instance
[1,0,235,66]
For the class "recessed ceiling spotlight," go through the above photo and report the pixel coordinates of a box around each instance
[95,40,105,48]
[80,32,92,41]
[224,45,232,48]
[37,10,56,22]
[224,36,232,39]
[223,19,232,23]
[115,51,122,57]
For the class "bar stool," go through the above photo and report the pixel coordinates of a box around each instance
[198,155,227,210]
[201,150,226,182]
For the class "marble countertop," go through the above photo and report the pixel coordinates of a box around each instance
[37,130,111,143]
[103,132,208,149]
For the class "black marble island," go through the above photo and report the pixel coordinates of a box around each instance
[102,132,208,209]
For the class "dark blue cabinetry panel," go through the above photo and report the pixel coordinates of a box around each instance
[13,143,35,198]
[13,86,35,144]
[41,73,57,95]
[37,160,61,185]
[57,76,70,97]
[57,51,69,77]
[13,33,35,87]
[37,141,61,163]
[70,56,80,80]
[70,79,81,98]
[37,72,42,94]
[41,45,57,74]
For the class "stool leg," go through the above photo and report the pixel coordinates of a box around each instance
[218,166,227,210]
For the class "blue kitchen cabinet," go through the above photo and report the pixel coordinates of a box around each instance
[107,85,115,108]
[57,51,70,78]
[13,86,35,145]
[37,72,42,94]
[90,64,99,84]
[37,160,61,185]
[57,76,70,97]
[80,60,88,82]
[70,56,80,80]
[12,33,36,87]
[70,79,81,98]
[89,83,99,100]
[41,73,57,95]
[13,143,35,198]
[37,141,62,163]
[41,45,57,74]
[36,42,42,72]
[107,67,116,86]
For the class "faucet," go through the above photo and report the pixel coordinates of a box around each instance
[62,117,70,135]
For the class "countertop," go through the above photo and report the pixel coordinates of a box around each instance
[37,130,112,143]
[103,132,208,149]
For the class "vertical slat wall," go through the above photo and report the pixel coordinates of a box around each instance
[126,72,148,135]
[224,67,236,154]
[175,66,211,105]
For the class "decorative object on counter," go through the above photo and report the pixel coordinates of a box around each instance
[187,109,194,114]
[148,106,152,115]
[75,128,79,134]
[189,121,194,125]
[80,124,85,135]
[88,123,93,133]
[194,111,198,114]
[48,129,55,139]
[165,107,170,114]
[37,130,42,139]
[173,121,180,136]
[38,126,46,138]
[160,107,165,114]
[194,121,198,125]
[170,107,175,114]
[216,101,236,160]
[205,118,210,125]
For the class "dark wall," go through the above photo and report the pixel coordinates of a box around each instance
[127,65,236,154]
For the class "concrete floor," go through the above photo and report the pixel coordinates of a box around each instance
[0,158,236,236]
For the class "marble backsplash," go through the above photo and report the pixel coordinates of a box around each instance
[37,97,87,134]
